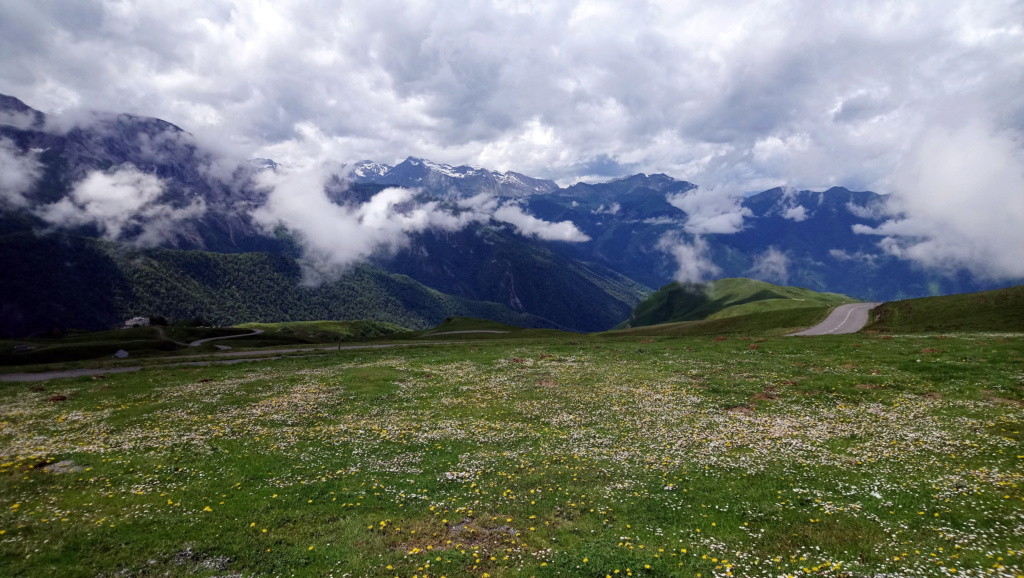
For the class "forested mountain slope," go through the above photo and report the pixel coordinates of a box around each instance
[0,232,559,337]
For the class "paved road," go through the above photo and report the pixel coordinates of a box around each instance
[189,328,264,347]
[789,302,881,336]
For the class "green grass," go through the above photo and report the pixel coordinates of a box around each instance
[424,317,526,333]
[0,326,256,367]
[606,306,835,337]
[0,321,408,375]
[236,319,410,344]
[392,317,579,342]
[868,284,1024,333]
[621,277,857,329]
[1,328,1023,577]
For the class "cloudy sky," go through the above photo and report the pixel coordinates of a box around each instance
[1,0,1021,191]
[2,0,1023,282]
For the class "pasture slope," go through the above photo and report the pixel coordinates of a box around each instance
[868,285,1024,333]
[620,278,857,329]
[235,320,410,344]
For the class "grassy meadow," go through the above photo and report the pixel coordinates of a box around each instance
[1,327,1023,577]
[869,286,1024,334]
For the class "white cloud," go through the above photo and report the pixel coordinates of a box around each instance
[36,164,205,244]
[249,162,589,279]
[666,185,752,234]
[0,108,39,130]
[749,246,790,284]
[774,186,811,221]
[853,119,1024,280]
[1,0,1019,195]
[829,248,878,264]
[492,203,591,242]
[782,205,807,222]
[845,201,884,219]
[456,192,590,242]
[2,0,1022,285]
[592,202,620,215]
[0,137,42,207]
[656,233,720,283]
[251,164,472,275]
[456,192,500,214]
[642,215,679,225]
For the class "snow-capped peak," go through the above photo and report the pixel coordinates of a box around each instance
[351,160,392,178]
[421,158,473,178]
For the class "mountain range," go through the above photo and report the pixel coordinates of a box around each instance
[350,158,559,198]
[1,93,1019,337]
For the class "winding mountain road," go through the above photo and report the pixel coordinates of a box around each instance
[152,326,265,347]
[789,302,881,336]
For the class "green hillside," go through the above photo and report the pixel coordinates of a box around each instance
[607,305,834,338]
[0,232,559,337]
[421,317,524,333]
[235,320,410,343]
[868,285,1024,333]
[0,325,256,367]
[384,226,653,333]
[399,316,574,341]
[621,277,857,329]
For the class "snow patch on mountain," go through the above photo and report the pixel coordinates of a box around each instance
[421,158,475,178]
[350,157,559,197]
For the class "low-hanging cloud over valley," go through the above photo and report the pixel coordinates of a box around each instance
[35,164,206,245]
[656,233,720,284]
[250,160,590,278]
[749,247,791,285]
[0,137,43,208]
[665,186,752,235]
[853,120,1024,280]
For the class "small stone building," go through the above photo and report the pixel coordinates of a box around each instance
[124,317,150,328]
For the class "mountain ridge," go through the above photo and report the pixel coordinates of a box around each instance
[349,156,560,198]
